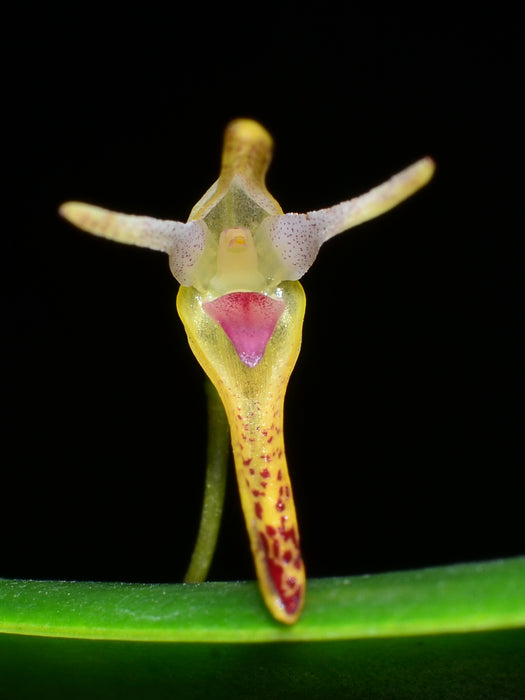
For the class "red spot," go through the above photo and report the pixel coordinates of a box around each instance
[276,499,285,512]
[255,502,263,520]
[258,533,303,617]
[283,550,292,563]
[249,468,255,475]
[262,430,268,437]
[277,470,282,481]
[273,540,280,558]
[260,468,270,479]
[260,454,271,462]
[278,518,299,548]
[286,577,297,587]
[259,532,269,553]
[266,525,276,536]
[203,292,285,367]
[267,436,273,443]
[260,481,267,489]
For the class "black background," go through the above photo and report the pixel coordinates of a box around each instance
[4,5,522,585]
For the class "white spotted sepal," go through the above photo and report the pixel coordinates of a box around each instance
[256,156,436,282]
[58,202,208,288]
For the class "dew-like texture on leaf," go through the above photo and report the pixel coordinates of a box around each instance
[1,557,524,642]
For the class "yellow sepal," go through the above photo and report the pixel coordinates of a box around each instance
[177,281,307,623]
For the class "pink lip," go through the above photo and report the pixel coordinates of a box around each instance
[203,292,285,367]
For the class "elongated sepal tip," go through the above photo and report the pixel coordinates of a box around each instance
[408,156,436,189]
[58,201,89,226]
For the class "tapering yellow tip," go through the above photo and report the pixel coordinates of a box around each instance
[410,156,436,189]
[220,119,274,186]
[224,118,273,151]
[58,201,100,232]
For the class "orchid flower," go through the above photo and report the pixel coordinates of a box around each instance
[59,119,434,624]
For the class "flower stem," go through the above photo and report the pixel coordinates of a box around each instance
[184,379,230,583]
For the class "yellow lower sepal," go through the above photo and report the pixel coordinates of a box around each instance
[177,281,306,623]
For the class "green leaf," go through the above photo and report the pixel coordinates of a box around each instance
[2,557,524,642]
[1,557,524,698]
